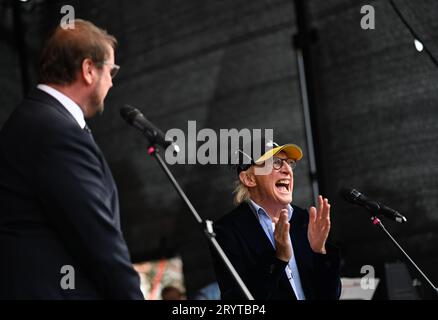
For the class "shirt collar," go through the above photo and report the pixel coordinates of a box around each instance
[37,84,86,129]
[249,199,293,222]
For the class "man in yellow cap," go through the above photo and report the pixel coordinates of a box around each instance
[211,138,341,300]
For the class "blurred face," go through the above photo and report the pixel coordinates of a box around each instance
[249,151,294,209]
[89,45,115,115]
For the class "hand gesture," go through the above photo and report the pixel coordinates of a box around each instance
[274,209,292,262]
[308,195,331,254]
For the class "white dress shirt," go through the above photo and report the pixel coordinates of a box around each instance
[37,84,86,129]
[249,199,306,300]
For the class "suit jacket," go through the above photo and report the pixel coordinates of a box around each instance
[211,202,341,300]
[0,88,143,299]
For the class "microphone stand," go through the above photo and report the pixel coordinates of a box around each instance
[370,216,438,297]
[146,144,255,300]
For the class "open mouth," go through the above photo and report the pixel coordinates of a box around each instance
[275,179,290,193]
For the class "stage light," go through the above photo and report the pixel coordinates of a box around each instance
[414,39,424,52]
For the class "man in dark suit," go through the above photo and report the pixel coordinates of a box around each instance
[212,138,341,300]
[0,19,143,299]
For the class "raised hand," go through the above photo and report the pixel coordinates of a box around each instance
[274,209,292,262]
[308,195,331,254]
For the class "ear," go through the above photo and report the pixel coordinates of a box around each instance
[239,170,257,188]
[81,58,95,85]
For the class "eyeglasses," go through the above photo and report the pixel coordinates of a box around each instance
[271,157,297,171]
[99,62,120,79]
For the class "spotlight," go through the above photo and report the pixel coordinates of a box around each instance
[414,39,424,52]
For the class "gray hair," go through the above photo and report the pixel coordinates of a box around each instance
[233,180,250,205]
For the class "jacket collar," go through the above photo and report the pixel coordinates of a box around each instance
[26,87,81,128]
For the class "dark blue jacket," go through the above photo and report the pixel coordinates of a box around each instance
[212,202,341,300]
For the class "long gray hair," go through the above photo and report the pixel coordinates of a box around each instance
[233,180,250,205]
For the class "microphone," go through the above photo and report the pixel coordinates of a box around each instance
[340,188,407,223]
[120,105,179,152]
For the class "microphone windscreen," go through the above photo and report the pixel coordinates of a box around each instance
[120,105,138,123]
[339,187,355,202]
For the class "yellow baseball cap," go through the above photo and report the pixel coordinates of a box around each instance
[234,139,303,175]
[254,143,303,164]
